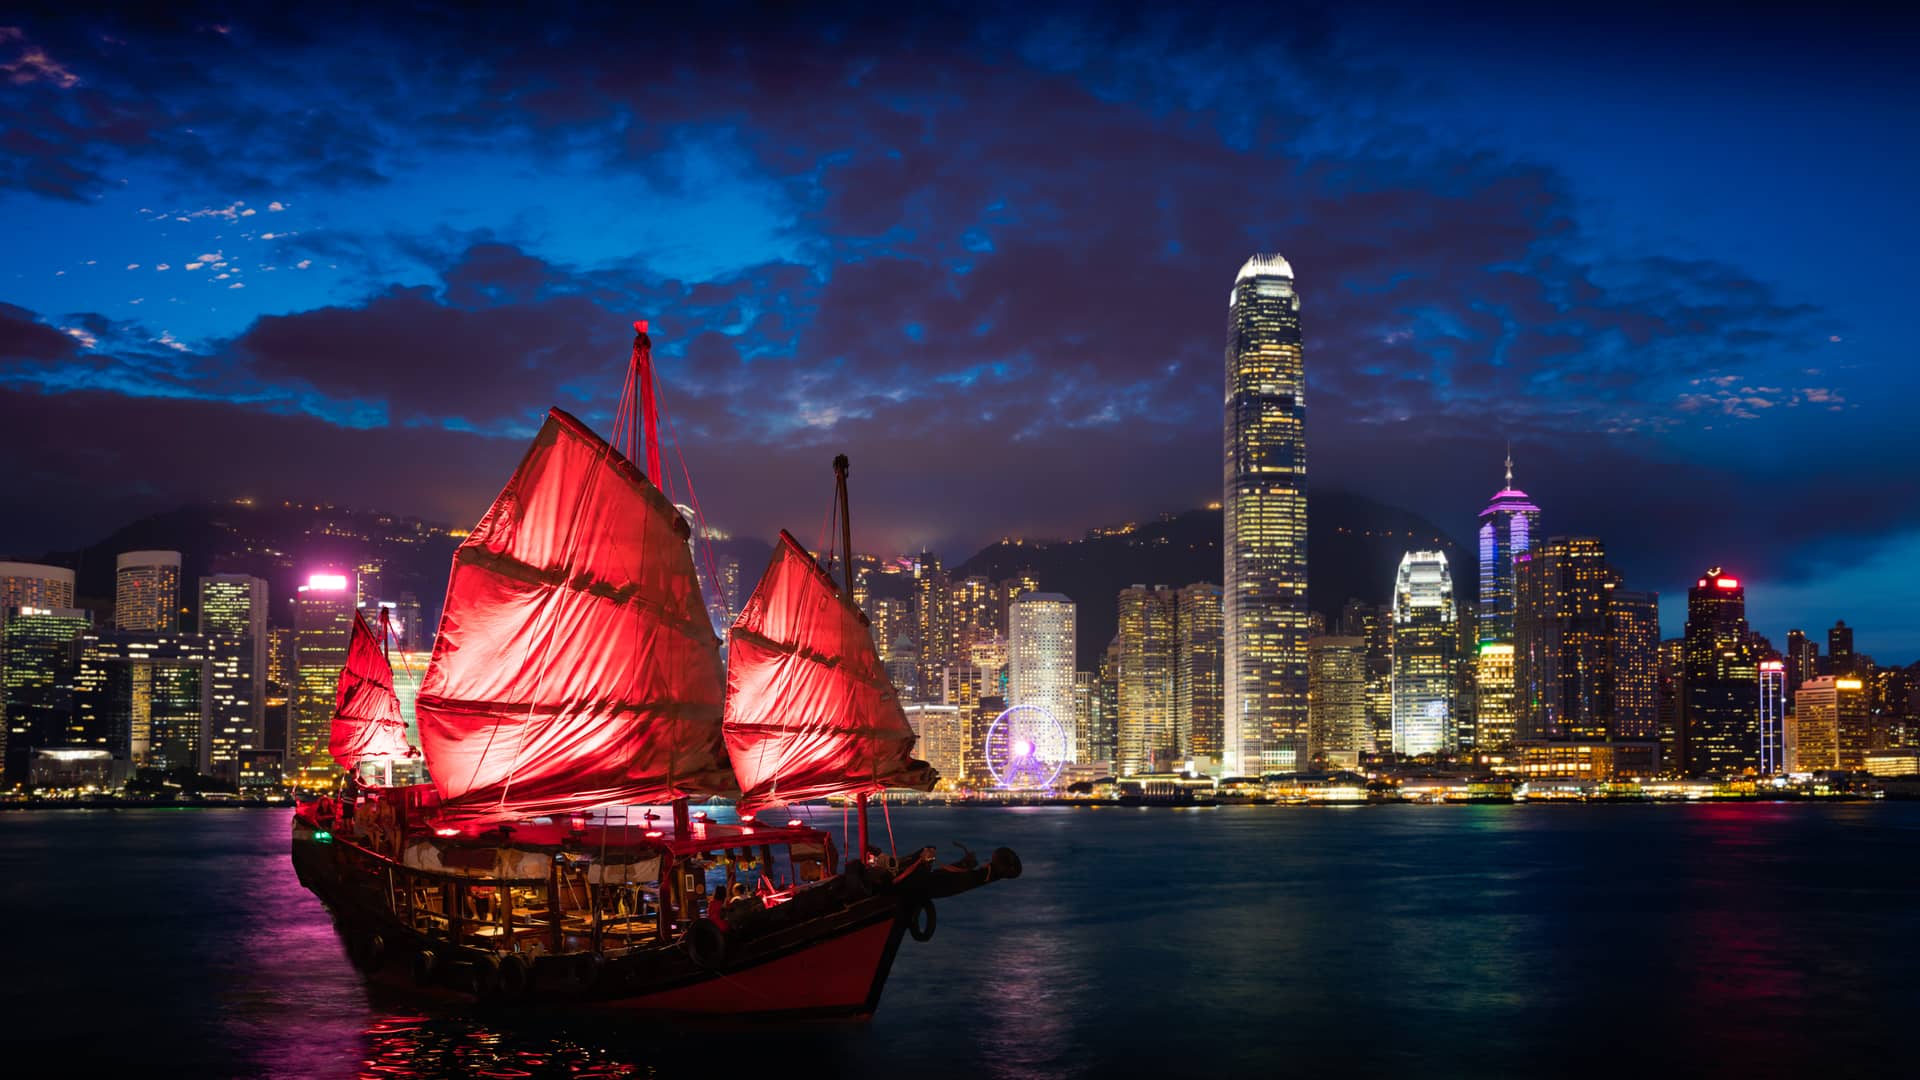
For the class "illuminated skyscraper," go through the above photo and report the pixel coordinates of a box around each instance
[1656,638,1685,769]
[1475,643,1517,749]
[1009,593,1078,763]
[1308,635,1368,764]
[0,562,75,613]
[1759,661,1787,774]
[903,703,966,788]
[1827,620,1856,677]
[1830,675,1878,769]
[2,606,91,784]
[1607,587,1660,741]
[1175,584,1224,765]
[0,564,78,748]
[1785,629,1818,697]
[1072,671,1111,774]
[1098,637,1121,770]
[1789,676,1843,771]
[1223,254,1309,773]
[869,594,911,662]
[1477,452,1542,647]
[952,576,997,659]
[1680,569,1760,776]
[198,574,269,776]
[1512,538,1613,741]
[1391,552,1457,756]
[1117,585,1178,775]
[1341,599,1394,753]
[912,553,953,701]
[115,551,181,633]
[291,571,357,788]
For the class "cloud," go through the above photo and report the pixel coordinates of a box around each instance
[0,6,1904,653]
[0,301,78,361]
[0,27,79,88]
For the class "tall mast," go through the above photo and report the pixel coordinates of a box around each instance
[635,321,663,483]
[833,454,855,601]
[834,453,871,863]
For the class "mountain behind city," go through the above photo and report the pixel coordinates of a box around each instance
[14,491,1467,668]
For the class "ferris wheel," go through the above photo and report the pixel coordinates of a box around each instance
[985,703,1069,790]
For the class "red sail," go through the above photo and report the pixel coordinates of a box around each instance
[723,531,934,808]
[416,407,733,825]
[328,610,416,769]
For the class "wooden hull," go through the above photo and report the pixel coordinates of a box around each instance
[291,827,986,1020]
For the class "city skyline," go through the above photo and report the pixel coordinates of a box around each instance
[2,5,1918,660]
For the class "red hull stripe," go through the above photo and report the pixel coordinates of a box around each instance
[625,921,895,1014]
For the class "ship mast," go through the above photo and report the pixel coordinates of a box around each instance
[833,453,872,864]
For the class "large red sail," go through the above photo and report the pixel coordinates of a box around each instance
[724,531,934,808]
[328,609,416,770]
[416,407,733,826]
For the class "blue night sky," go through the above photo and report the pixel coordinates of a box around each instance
[1,3,1916,659]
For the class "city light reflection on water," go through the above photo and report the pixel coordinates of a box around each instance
[3,804,1918,1078]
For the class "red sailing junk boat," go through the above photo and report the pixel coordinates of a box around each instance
[291,323,1019,1017]
[326,608,418,784]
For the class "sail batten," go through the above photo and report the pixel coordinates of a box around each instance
[723,531,934,808]
[327,610,415,769]
[417,407,734,825]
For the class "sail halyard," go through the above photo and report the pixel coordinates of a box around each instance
[328,608,416,770]
[415,405,734,826]
[723,529,935,809]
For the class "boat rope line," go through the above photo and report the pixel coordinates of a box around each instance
[880,793,897,858]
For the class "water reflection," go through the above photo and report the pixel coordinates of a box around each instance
[357,1014,653,1079]
[4,805,1918,1077]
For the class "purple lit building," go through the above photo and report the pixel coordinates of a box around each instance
[1477,452,1542,648]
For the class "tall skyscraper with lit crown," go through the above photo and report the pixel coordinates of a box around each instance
[1391,551,1457,756]
[291,571,357,787]
[1680,568,1760,775]
[1223,253,1309,773]
[1478,451,1541,646]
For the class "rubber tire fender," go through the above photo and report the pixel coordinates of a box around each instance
[681,917,732,969]
[350,929,387,972]
[989,847,1023,881]
[410,949,440,988]
[497,953,533,999]
[907,897,937,942]
[571,952,604,993]
[467,953,501,998]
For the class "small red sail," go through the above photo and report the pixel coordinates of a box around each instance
[724,531,934,809]
[328,609,415,769]
[416,407,734,825]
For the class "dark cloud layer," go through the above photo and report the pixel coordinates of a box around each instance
[0,2,1912,652]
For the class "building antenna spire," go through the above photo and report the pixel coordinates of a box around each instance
[1504,441,1513,490]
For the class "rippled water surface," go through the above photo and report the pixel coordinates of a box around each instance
[3,803,1918,1077]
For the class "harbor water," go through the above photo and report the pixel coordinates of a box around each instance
[2,803,1916,1077]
